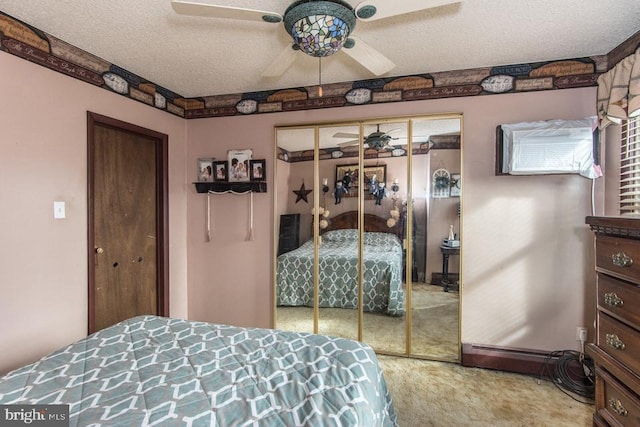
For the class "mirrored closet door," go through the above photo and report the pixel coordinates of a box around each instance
[273,114,462,362]
[274,125,316,335]
[410,116,462,361]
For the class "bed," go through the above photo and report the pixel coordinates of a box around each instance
[277,211,406,316]
[0,315,398,426]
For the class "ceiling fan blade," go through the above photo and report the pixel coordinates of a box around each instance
[338,139,360,147]
[392,134,431,140]
[342,36,395,76]
[333,132,360,139]
[262,45,299,78]
[171,0,282,23]
[355,0,461,21]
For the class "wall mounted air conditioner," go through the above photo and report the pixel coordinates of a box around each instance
[496,117,599,178]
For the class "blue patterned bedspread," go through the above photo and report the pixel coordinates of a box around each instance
[0,316,398,426]
[277,230,405,316]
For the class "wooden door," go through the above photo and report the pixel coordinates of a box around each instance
[87,112,169,333]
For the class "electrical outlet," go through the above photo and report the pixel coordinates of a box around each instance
[576,326,588,342]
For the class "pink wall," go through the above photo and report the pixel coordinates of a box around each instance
[185,117,273,327]
[186,88,597,352]
[0,48,599,373]
[0,53,189,374]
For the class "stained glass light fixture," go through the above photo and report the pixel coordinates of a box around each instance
[365,131,394,150]
[283,0,357,58]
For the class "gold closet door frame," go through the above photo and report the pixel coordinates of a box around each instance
[272,113,463,362]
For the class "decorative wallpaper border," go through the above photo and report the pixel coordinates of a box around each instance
[1,10,637,120]
[0,12,187,117]
[278,135,461,163]
[188,58,604,119]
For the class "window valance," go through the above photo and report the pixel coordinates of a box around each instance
[597,49,640,129]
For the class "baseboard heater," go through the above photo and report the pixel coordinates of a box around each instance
[461,343,559,377]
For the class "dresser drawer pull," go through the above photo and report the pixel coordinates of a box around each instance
[603,292,624,307]
[605,333,626,350]
[611,252,633,267]
[608,398,628,417]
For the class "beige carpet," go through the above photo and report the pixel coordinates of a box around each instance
[276,284,459,360]
[276,285,593,426]
[379,355,593,426]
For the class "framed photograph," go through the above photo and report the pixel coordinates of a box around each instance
[250,159,266,181]
[213,160,228,182]
[228,149,252,182]
[335,163,386,197]
[197,157,214,182]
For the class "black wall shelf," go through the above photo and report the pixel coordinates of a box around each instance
[193,182,267,194]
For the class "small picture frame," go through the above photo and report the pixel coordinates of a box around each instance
[250,159,266,181]
[213,160,228,182]
[228,149,252,182]
[197,158,214,182]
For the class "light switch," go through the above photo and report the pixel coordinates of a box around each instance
[54,201,66,219]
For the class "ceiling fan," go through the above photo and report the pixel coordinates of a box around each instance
[171,0,462,78]
[335,125,405,151]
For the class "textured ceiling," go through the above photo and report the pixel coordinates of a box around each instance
[1,1,639,98]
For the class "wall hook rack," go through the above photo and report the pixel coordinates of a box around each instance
[196,182,266,241]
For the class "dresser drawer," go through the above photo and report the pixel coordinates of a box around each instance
[598,273,640,328]
[596,367,640,427]
[598,313,640,378]
[596,234,640,283]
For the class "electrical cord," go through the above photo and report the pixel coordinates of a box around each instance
[540,350,595,404]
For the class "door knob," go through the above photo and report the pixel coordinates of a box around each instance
[95,247,104,254]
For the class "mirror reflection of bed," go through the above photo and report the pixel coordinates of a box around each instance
[274,116,461,362]
[276,212,459,359]
[277,211,405,336]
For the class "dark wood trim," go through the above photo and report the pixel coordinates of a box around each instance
[87,113,97,334]
[586,216,640,239]
[87,111,170,334]
[158,126,170,318]
[461,343,557,377]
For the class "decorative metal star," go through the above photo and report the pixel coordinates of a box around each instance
[293,182,312,204]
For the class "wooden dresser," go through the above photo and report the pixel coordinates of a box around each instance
[586,216,640,426]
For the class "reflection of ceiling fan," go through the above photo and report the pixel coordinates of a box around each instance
[171,0,462,77]
[334,125,403,151]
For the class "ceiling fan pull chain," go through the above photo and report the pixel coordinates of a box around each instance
[318,57,323,97]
